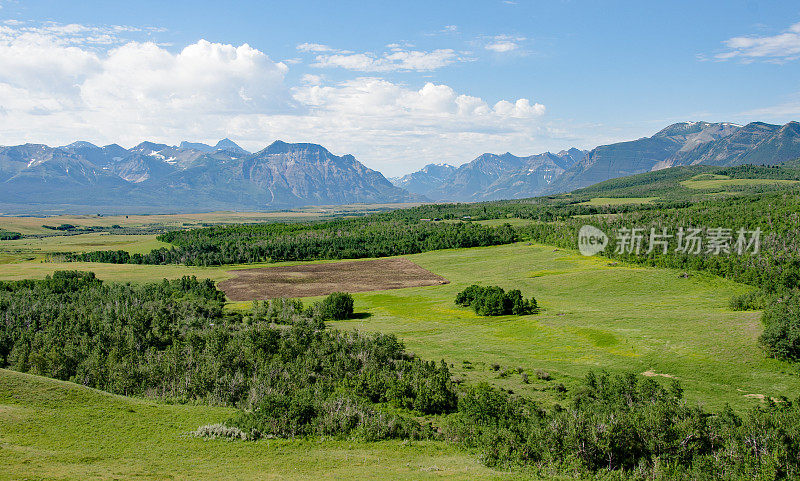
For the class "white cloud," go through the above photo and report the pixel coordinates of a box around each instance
[715,21,800,62]
[0,23,292,145]
[293,77,543,120]
[485,41,518,53]
[485,35,525,53]
[311,48,463,72]
[298,41,467,72]
[279,78,547,174]
[80,40,289,114]
[297,42,334,53]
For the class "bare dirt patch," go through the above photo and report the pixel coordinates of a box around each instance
[219,258,449,301]
[641,370,676,379]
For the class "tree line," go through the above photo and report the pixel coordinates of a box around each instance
[65,220,517,266]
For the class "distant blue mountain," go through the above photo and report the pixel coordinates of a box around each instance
[0,140,420,214]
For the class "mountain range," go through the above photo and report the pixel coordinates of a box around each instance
[394,121,800,201]
[1,120,799,214]
[0,139,417,214]
[391,148,587,201]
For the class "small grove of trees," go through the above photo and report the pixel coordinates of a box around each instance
[0,230,22,240]
[455,285,537,316]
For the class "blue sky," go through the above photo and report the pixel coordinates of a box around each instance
[0,0,798,175]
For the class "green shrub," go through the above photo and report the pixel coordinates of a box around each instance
[760,292,800,362]
[729,289,774,311]
[191,423,250,440]
[318,292,354,320]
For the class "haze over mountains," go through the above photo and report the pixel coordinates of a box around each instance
[1,121,798,214]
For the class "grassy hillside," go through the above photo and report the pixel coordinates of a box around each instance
[565,164,800,203]
[0,368,513,481]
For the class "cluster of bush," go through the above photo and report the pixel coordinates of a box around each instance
[446,371,800,478]
[2,272,800,478]
[759,291,800,363]
[0,230,22,240]
[250,291,354,325]
[455,285,537,316]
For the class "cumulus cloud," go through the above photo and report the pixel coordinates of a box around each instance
[293,77,543,120]
[80,40,289,114]
[0,23,292,144]
[715,22,800,62]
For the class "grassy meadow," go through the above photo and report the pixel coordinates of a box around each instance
[1,236,795,411]
[680,174,800,190]
[329,243,797,412]
[577,196,659,206]
[0,369,516,481]
[0,204,421,235]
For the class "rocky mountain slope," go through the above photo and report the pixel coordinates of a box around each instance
[396,121,800,200]
[0,140,419,214]
[548,121,800,193]
[393,148,586,202]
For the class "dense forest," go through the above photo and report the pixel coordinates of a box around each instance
[66,220,517,266]
[1,272,798,478]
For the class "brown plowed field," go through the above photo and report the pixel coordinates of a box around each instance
[219,257,449,300]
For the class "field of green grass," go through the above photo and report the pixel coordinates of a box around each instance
[577,197,659,206]
[1,233,170,257]
[0,369,514,481]
[328,243,798,411]
[1,239,795,411]
[680,175,800,190]
[0,204,421,235]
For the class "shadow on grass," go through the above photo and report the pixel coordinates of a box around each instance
[350,312,373,320]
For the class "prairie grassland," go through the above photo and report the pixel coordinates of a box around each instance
[327,243,797,411]
[680,175,800,190]
[0,369,516,481]
[1,232,170,257]
[0,203,421,235]
[0,259,237,283]
[577,197,659,206]
[1,239,796,411]
[1,240,798,479]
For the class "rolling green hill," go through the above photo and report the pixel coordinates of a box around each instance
[0,368,504,481]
